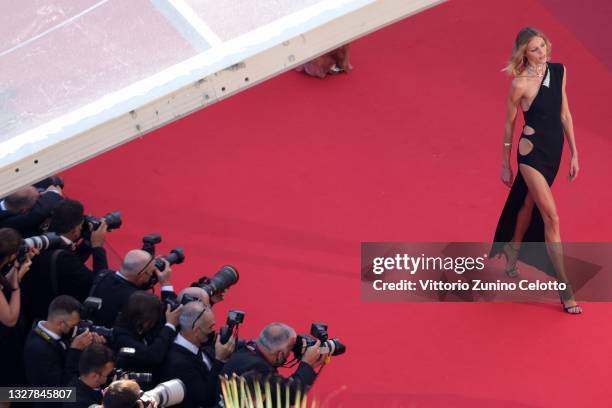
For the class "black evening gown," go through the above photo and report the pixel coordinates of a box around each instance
[490,62,565,276]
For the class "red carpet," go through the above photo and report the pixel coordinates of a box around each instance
[62,0,612,406]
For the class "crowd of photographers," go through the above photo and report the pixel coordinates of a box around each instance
[0,177,345,408]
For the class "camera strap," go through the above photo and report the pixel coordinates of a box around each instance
[33,325,66,350]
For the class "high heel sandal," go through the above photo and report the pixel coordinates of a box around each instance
[500,242,520,278]
[559,291,583,315]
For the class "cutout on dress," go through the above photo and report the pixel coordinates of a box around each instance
[519,138,534,156]
[523,125,536,135]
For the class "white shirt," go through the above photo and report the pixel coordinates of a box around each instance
[174,334,212,370]
[38,321,65,349]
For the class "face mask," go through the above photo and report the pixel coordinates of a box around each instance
[204,331,217,345]
[61,325,76,342]
[274,352,287,367]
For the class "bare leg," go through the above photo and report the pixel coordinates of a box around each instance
[519,164,581,313]
[500,193,534,277]
[512,193,534,243]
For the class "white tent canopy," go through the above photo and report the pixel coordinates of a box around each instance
[0,0,441,196]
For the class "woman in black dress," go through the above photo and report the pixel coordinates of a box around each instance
[490,27,581,314]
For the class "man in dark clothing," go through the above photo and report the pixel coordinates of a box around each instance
[0,184,63,237]
[23,295,104,407]
[89,249,176,327]
[220,322,323,404]
[157,302,235,408]
[64,344,115,408]
[20,199,108,324]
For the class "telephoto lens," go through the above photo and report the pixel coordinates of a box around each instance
[139,379,185,407]
[154,248,185,271]
[113,369,153,385]
[310,322,346,357]
[195,265,239,297]
[18,232,65,262]
[23,232,64,251]
[320,338,346,356]
[85,211,122,231]
[144,247,185,289]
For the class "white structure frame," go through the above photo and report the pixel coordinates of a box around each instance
[0,0,442,196]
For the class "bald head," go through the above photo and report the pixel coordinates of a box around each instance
[4,186,40,213]
[177,287,210,306]
[121,250,153,276]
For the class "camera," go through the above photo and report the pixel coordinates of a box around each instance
[139,379,185,407]
[293,322,346,359]
[84,211,122,232]
[142,234,162,256]
[74,297,114,340]
[143,247,185,289]
[33,175,64,192]
[75,320,114,341]
[154,248,185,272]
[310,323,346,356]
[192,265,239,299]
[164,293,199,311]
[139,235,185,288]
[112,368,153,385]
[23,232,64,251]
[17,232,65,262]
[219,310,245,344]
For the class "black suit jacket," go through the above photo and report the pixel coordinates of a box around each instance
[23,326,80,390]
[220,343,317,405]
[63,377,103,408]
[157,343,224,408]
[0,192,63,237]
[89,272,177,328]
[20,241,108,324]
[111,325,176,374]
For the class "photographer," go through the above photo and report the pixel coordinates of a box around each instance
[220,323,323,404]
[21,199,109,323]
[101,379,157,408]
[0,183,63,237]
[64,344,115,408]
[23,295,105,392]
[0,228,35,388]
[157,302,235,408]
[177,286,210,307]
[111,292,182,373]
[0,228,34,327]
[90,250,176,327]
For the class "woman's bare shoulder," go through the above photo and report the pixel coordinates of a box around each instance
[510,76,528,94]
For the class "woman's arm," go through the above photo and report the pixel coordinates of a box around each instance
[560,65,579,181]
[0,268,21,327]
[500,80,524,187]
[0,255,33,326]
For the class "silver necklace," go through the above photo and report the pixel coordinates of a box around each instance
[526,63,546,78]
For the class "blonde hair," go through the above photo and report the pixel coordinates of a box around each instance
[503,27,552,76]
